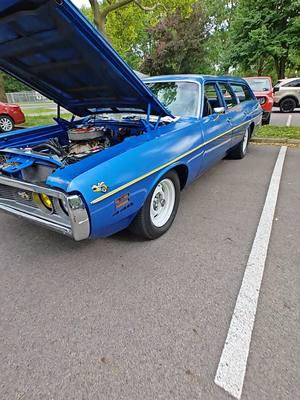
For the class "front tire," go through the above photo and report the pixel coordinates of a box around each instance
[129,170,180,239]
[0,115,14,132]
[228,127,250,159]
[279,97,296,113]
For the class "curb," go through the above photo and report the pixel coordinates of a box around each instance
[251,137,300,146]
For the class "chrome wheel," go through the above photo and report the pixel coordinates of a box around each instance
[242,128,249,154]
[0,116,14,132]
[150,178,176,228]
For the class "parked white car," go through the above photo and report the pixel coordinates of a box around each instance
[273,78,300,113]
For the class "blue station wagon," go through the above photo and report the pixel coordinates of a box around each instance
[0,0,262,240]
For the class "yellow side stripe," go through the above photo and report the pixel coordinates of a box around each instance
[90,117,257,205]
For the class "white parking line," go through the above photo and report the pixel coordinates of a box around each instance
[214,146,287,399]
[286,114,292,127]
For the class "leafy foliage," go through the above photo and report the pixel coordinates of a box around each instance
[82,0,195,69]
[141,2,210,75]
[227,0,300,78]
[0,73,29,93]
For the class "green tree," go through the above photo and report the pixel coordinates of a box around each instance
[0,74,7,103]
[141,2,209,75]
[228,0,300,79]
[203,0,238,74]
[82,0,195,69]
[0,72,29,93]
[88,0,157,35]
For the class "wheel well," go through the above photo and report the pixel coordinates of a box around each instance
[172,164,188,190]
[0,114,14,122]
[279,96,299,106]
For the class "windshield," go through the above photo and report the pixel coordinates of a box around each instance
[146,81,199,117]
[245,78,271,92]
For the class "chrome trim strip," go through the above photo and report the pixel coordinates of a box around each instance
[91,116,259,205]
[0,175,66,199]
[67,195,90,241]
[0,177,90,240]
[0,204,73,237]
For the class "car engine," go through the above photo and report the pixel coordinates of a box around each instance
[0,120,145,183]
[30,126,114,165]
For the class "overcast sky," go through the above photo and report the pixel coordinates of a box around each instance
[71,0,90,8]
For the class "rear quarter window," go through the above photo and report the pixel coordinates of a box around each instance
[283,79,300,88]
[230,83,255,103]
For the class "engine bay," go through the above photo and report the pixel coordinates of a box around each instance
[28,125,120,165]
[0,116,171,184]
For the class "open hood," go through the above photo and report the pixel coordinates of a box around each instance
[0,0,171,117]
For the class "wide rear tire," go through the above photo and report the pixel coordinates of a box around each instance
[129,170,180,239]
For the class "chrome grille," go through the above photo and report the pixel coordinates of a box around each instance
[0,184,38,208]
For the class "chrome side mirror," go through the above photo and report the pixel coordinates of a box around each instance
[214,107,225,114]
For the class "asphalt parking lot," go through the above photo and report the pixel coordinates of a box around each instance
[0,144,299,400]
[270,107,300,126]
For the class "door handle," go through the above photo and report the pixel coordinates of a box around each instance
[226,117,231,123]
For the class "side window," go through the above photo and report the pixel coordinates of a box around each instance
[284,79,300,88]
[231,84,254,103]
[218,83,238,109]
[203,83,222,117]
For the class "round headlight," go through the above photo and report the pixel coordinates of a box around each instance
[40,193,53,210]
[34,193,53,212]
[259,97,266,105]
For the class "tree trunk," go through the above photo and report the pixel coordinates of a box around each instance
[274,56,286,80]
[278,58,286,80]
[95,12,107,35]
[0,75,8,103]
[257,57,264,76]
[89,0,106,35]
[89,0,134,36]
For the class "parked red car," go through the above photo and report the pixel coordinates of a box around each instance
[0,102,25,132]
[244,77,273,125]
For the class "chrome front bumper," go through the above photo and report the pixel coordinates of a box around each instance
[0,175,90,241]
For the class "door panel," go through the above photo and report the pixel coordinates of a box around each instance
[229,83,257,143]
[217,82,244,145]
[201,82,232,167]
[202,114,232,167]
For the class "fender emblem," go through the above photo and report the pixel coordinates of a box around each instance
[92,182,109,193]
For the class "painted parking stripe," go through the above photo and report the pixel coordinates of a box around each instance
[214,146,287,399]
[286,114,292,127]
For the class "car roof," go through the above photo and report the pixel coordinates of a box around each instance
[278,77,300,85]
[143,74,248,85]
[244,76,272,80]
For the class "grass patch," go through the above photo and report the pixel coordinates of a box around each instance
[23,108,57,115]
[255,126,300,140]
[21,113,71,127]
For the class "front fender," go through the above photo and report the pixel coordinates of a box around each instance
[47,118,200,237]
[85,162,189,238]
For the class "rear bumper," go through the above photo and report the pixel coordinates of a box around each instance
[0,175,90,241]
[9,109,26,125]
[262,111,271,121]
